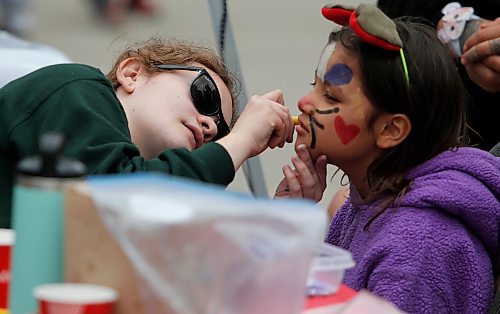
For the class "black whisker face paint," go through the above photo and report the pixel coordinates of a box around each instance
[316,108,340,115]
[311,117,325,129]
[308,107,340,149]
[309,115,317,149]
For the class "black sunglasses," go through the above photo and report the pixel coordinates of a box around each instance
[155,64,230,141]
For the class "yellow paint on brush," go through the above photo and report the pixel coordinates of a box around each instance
[293,116,299,125]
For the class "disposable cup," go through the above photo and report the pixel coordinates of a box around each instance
[306,243,355,296]
[0,229,15,311]
[34,283,118,314]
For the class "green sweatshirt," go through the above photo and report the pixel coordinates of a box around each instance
[0,64,235,228]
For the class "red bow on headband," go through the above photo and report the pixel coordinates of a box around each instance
[321,4,403,51]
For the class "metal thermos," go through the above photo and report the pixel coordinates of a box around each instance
[9,133,86,314]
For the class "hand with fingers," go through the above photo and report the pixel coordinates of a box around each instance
[216,89,295,171]
[274,144,328,202]
[461,18,500,92]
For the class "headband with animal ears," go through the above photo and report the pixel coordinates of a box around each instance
[321,4,410,85]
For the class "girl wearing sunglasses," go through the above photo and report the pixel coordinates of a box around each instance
[0,36,298,229]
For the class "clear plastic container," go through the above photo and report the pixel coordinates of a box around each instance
[306,243,355,296]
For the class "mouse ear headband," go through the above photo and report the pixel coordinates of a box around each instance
[321,4,410,85]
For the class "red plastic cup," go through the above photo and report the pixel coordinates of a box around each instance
[34,283,118,314]
[0,229,15,311]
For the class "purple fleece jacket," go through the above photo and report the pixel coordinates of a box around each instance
[325,147,500,314]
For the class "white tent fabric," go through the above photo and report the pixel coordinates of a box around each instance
[0,31,70,88]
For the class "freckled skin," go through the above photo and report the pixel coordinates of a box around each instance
[309,62,358,148]
[307,62,354,149]
[296,44,376,167]
[351,89,366,119]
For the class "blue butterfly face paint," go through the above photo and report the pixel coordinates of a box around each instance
[324,64,353,86]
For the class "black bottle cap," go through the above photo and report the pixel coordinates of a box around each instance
[17,132,86,178]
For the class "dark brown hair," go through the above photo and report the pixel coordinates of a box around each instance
[330,18,468,227]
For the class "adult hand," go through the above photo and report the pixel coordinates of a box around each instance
[274,144,327,202]
[461,18,500,92]
[217,89,294,171]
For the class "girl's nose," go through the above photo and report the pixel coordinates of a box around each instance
[298,95,314,113]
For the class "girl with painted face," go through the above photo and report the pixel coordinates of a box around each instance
[281,4,499,313]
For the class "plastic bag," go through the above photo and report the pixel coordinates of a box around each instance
[87,174,327,314]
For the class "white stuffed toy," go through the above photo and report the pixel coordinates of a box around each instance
[437,2,484,57]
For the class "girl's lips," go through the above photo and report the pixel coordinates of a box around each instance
[295,116,310,135]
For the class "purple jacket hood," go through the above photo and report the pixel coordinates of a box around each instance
[402,147,500,264]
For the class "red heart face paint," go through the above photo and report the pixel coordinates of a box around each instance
[334,115,360,145]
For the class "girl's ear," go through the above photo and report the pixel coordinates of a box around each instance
[375,113,411,149]
[115,58,143,93]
